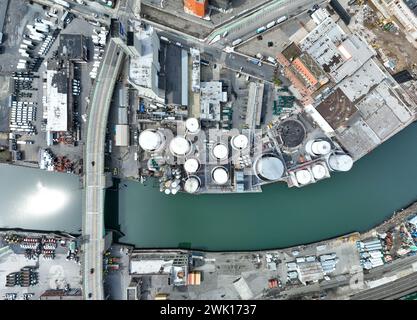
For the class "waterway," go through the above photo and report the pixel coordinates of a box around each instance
[111,122,417,251]
[1,123,417,251]
[0,164,82,233]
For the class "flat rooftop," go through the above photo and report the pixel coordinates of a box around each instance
[315,88,358,130]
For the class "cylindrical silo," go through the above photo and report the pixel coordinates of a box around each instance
[328,154,353,172]
[184,158,200,174]
[305,139,331,157]
[254,154,284,181]
[139,129,165,152]
[185,118,200,134]
[312,164,327,180]
[296,169,312,185]
[184,176,201,194]
[212,143,229,160]
[231,134,249,151]
[169,136,191,157]
[211,166,229,185]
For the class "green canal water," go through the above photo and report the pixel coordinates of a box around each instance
[106,122,417,251]
[1,123,417,251]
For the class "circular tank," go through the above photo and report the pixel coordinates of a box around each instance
[185,118,200,134]
[211,166,229,185]
[184,158,200,174]
[328,154,353,172]
[296,169,312,185]
[312,164,327,180]
[169,136,191,157]
[231,134,249,150]
[212,144,229,160]
[254,154,284,181]
[184,176,201,194]
[139,130,164,152]
[278,120,306,148]
[164,188,171,195]
[311,140,331,156]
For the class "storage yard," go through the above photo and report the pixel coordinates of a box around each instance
[0,231,82,300]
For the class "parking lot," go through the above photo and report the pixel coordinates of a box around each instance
[0,0,102,171]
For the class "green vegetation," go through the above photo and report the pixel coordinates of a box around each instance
[273,77,282,86]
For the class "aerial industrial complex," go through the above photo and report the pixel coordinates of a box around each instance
[1,0,417,301]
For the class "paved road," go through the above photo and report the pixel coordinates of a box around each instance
[83,39,125,300]
[156,30,276,82]
[208,0,324,45]
[351,272,417,300]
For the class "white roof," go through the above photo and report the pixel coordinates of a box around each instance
[185,118,200,133]
[184,177,200,193]
[169,137,191,156]
[312,164,327,180]
[45,69,67,132]
[212,167,228,185]
[296,169,312,185]
[213,144,228,159]
[130,259,173,274]
[139,130,162,151]
[231,134,249,150]
[184,158,199,173]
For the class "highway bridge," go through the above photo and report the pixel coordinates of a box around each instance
[82,39,125,300]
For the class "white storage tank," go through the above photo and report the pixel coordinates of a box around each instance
[211,166,229,185]
[185,118,200,134]
[312,164,327,180]
[184,176,201,194]
[305,139,331,156]
[231,134,249,151]
[139,130,165,152]
[169,136,191,157]
[296,169,312,185]
[184,158,200,174]
[328,154,353,172]
[212,143,229,160]
[254,154,284,181]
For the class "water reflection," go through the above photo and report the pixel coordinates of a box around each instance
[21,182,69,217]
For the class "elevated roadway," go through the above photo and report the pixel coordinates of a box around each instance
[82,39,125,300]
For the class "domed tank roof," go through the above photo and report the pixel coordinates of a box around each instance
[185,118,200,134]
[329,154,353,172]
[213,144,228,160]
[231,134,249,150]
[212,166,229,185]
[169,136,191,157]
[311,140,331,155]
[312,164,327,180]
[184,176,200,194]
[255,155,284,181]
[139,130,163,151]
[296,169,312,185]
[184,158,199,174]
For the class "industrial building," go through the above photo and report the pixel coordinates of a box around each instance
[115,124,129,147]
[200,81,227,121]
[184,0,208,18]
[128,25,162,101]
[45,62,68,132]
[129,252,189,287]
